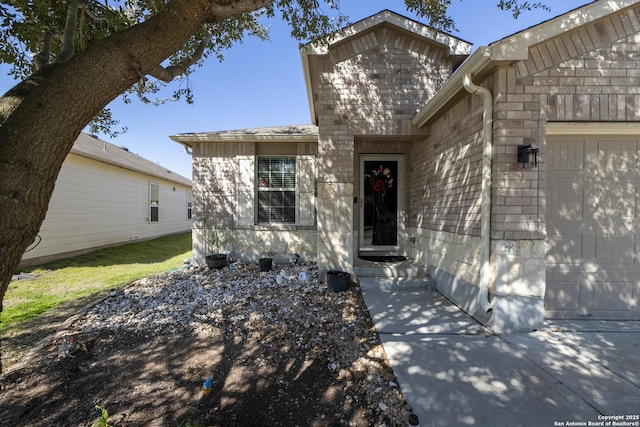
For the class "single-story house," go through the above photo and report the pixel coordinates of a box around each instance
[20,132,193,267]
[171,1,640,332]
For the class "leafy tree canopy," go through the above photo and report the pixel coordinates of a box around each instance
[0,0,548,135]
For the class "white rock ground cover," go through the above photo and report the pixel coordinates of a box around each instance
[1,261,415,426]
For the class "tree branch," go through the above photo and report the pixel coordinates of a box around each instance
[83,4,109,23]
[34,30,54,70]
[145,33,212,82]
[53,0,109,64]
[54,0,85,64]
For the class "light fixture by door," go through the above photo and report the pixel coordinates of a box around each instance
[517,144,539,168]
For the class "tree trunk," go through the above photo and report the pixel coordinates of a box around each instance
[0,0,272,311]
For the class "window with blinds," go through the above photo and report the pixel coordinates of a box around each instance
[257,156,296,223]
[149,182,159,222]
[187,191,193,220]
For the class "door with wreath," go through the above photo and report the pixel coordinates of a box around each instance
[359,156,400,252]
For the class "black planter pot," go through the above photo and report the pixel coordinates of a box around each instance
[206,254,227,270]
[327,270,351,292]
[259,257,273,272]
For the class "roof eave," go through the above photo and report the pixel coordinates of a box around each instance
[72,151,191,186]
[299,48,318,125]
[491,0,639,61]
[303,10,472,57]
[169,133,319,144]
[412,47,493,128]
[71,138,192,186]
[412,0,640,128]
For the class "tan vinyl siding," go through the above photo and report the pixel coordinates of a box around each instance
[21,152,192,265]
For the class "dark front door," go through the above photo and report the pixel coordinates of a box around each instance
[360,156,400,251]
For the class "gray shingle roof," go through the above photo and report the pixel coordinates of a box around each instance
[170,124,319,145]
[72,133,192,187]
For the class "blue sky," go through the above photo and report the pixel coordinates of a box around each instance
[0,0,591,179]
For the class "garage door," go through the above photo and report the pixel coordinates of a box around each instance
[546,135,640,319]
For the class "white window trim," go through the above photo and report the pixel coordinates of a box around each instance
[149,182,159,223]
[256,156,298,225]
[186,190,193,220]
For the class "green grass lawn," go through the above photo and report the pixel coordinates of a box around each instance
[1,232,192,334]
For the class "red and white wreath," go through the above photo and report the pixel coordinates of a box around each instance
[369,165,394,192]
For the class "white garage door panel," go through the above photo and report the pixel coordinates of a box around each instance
[594,235,637,264]
[547,180,583,222]
[545,279,581,312]
[593,281,639,311]
[546,135,640,319]
[546,272,640,318]
[547,231,583,263]
[548,229,638,264]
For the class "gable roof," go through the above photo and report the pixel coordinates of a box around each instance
[72,133,192,187]
[303,9,472,56]
[300,9,473,125]
[412,0,640,127]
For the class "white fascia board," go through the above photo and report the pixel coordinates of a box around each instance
[169,133,318,144]
[412,46,492,128]
[491,0,640,61]
[303,10,472,56]
[299,48,317,125]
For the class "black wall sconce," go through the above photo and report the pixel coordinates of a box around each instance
[518,144,539,168]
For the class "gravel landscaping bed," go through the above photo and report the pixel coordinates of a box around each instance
[0,262,414,426]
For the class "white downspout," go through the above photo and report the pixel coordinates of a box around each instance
[463,73,493,314]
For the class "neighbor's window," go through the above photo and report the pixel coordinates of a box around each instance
[149,182,159,222]
[187,191,193,220]
[257,156,296,224]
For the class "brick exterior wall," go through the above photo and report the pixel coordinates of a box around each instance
[406,5,640,331]
[493,5,640,241]
[314,24,456,272]
[191,141,318,264]
[410,5,640,243]
[317,26,446,184]
[188,6,640,329]
[192,142,254,228]
[409,93,486,236]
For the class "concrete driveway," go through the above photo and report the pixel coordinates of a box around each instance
[362,289,640,427]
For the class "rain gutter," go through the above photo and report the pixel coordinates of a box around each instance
[411,45,496,314]
[463,73,494,314]
[173,140,193,155]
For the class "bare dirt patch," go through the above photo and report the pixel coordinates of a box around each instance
[0,263,413,426]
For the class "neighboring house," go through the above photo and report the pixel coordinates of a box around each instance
[20,132,193,267]
[171,1,640,332]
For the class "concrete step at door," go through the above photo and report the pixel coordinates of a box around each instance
[354,259,435,291]
[353,260,428,278]
[357,275,436,292]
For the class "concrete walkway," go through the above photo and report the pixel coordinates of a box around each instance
[362,288,640,427]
